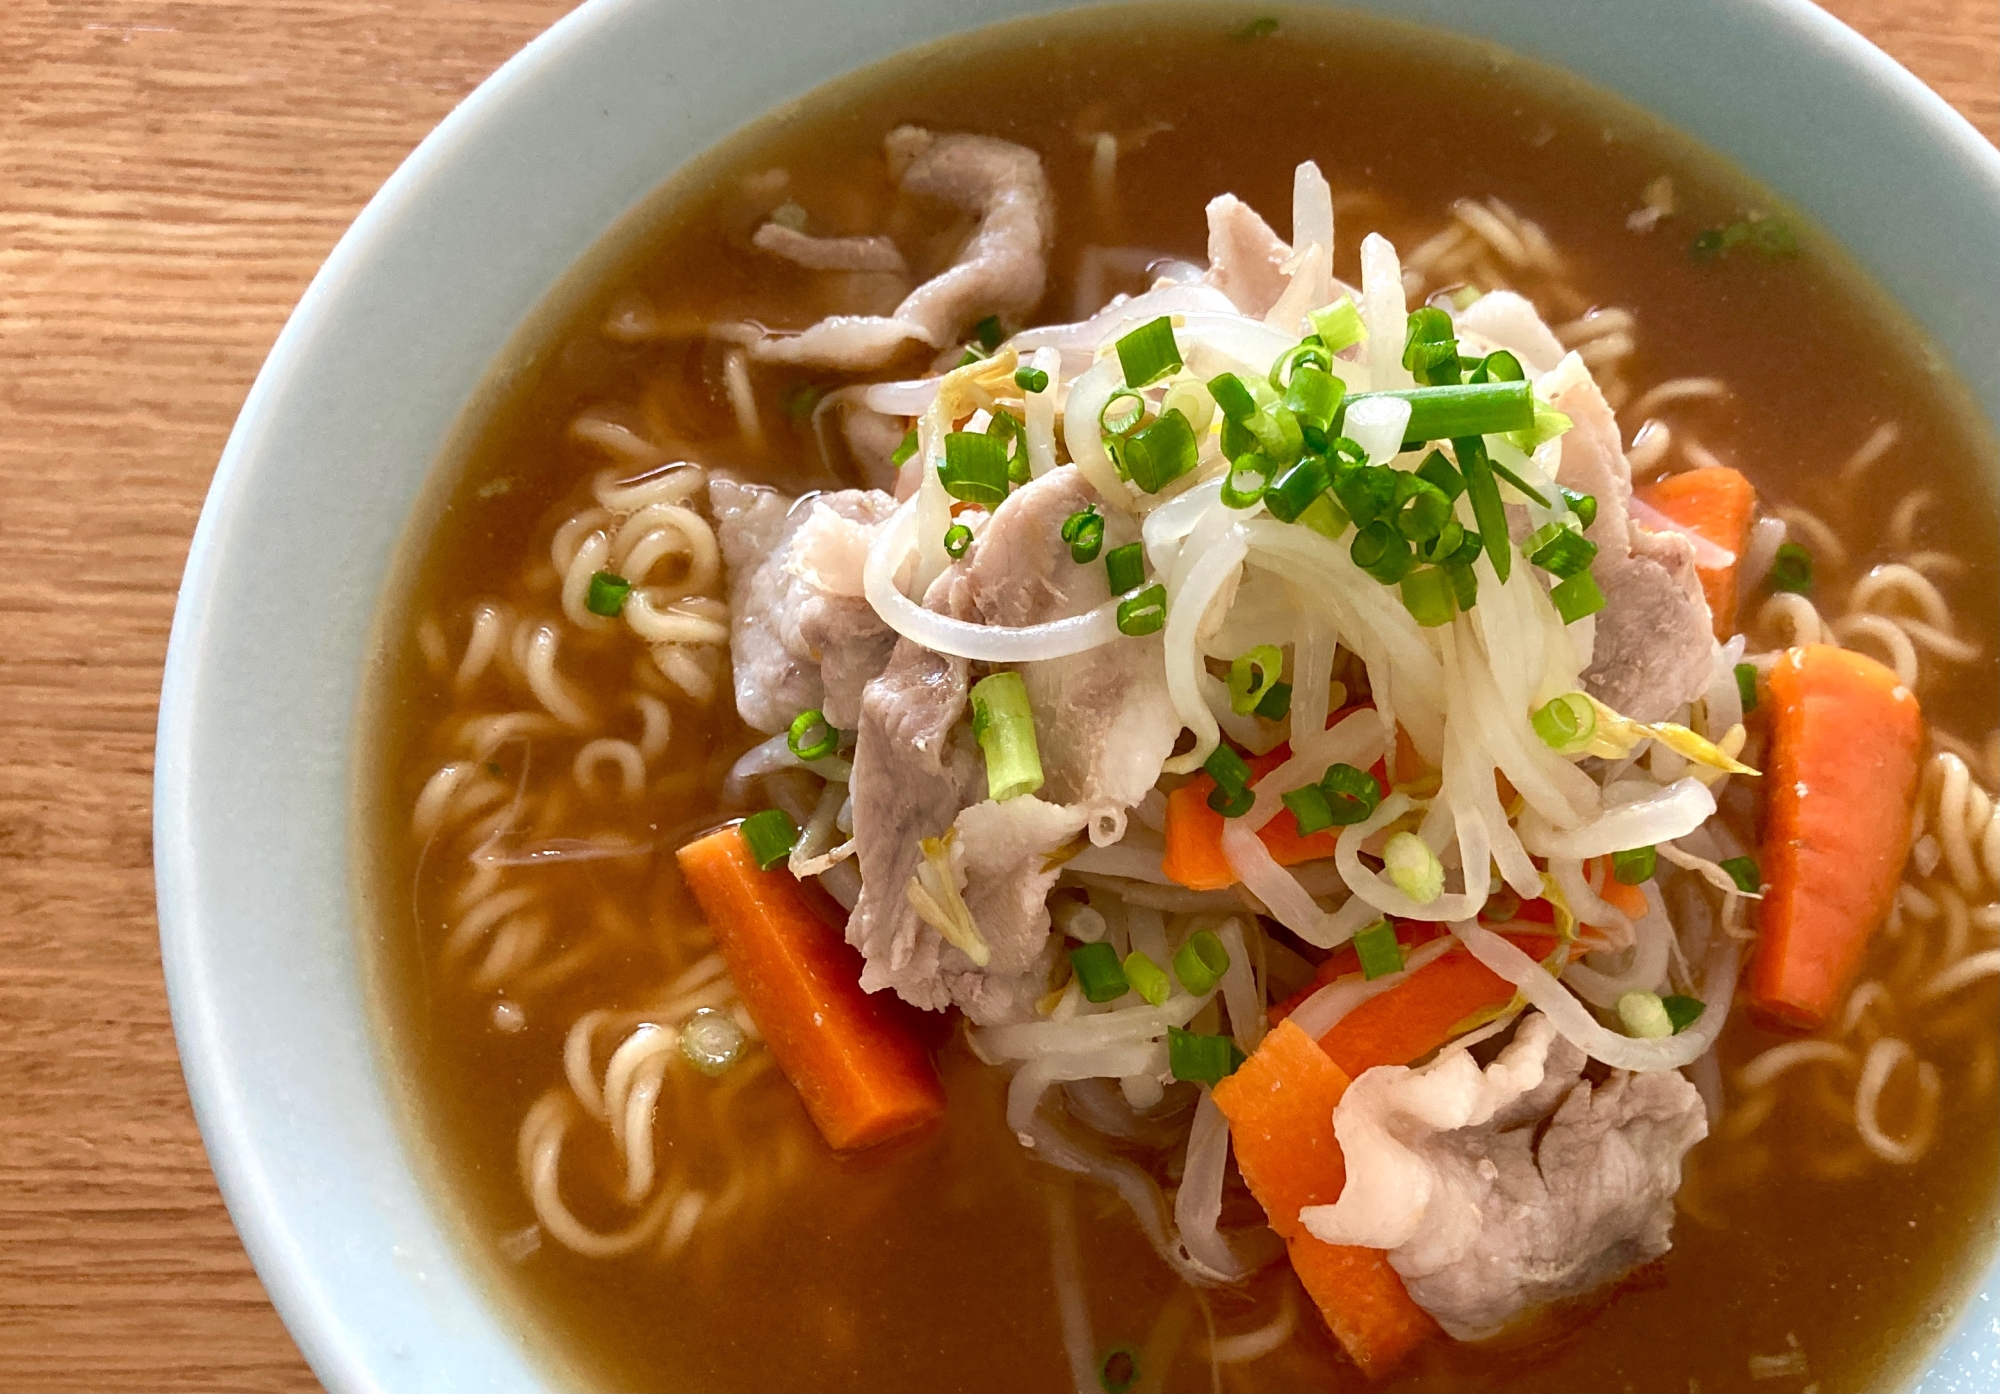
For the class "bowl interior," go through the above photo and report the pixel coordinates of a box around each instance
[155,1,2000,1390]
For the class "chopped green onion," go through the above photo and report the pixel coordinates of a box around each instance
[1098,1345,1140,1394]
[1204,744,1253,819]
[1320,763,1382,825]
[1117,584,1167,637]
[1486,455,1553,507]
[1767,541,1813,595]
[1692,215,1799,263]
[1208,372,1258,421]
[1231,14,1280,42]
[786,708,839,761]
[1123,408,1199,493]
[1502,399,1574,455]
[1220,416,1259,462]
[1115,316,1182,388]
[1298,492,1349,540]
[1384,832,1444,904]
[1265,455,1330,523]
[1310,297,1366,353]
[1173,929,1232,996]
[1718,855,1762,894]
[1104,541,1145,595]
[939,431,1011,504]
[1350,520,1413,584]
[1562,487,1598,530]
[1400,566,1456,627]
[1283,783,1335,835]
[1416,449,1465,501]
[1168,1025,1245,1084]
[1735,662,1759,714]
[891,428,920,467]
[1454,435,1512,584]
[1533,692,1597,754]
[1100,389,1146,438]
[958,346,986,367]
[1331,458,1397,528]
[943,523,973,559]
[1612,845,1658,885]
[1255,681,1293,721]
[585,571,632,617]
[970,671,1045,801]
[1124,951,1171,1007]
[740,809,798,871]
[1071,941,1129,1003]
[1549,570,1607,623]
[1444,560,1480,611]
[1616,990,1673,1040]
[1282,363,1345,429]
[1220,452,1275,510]
[1269,341,1333,392]
[1662,994,1707,1033]
[1248,405,1306,466]
[680,1006,746,1076]
[1014,365,1049,394]
[973,315,1006,351]
[1480,349,1526,383]
[782,382,826,422]
[1350,381,1533,442]
[1227,645,1285,716]
[1417,519,1469,566]
[1393,473,1454,542]
[1353,920,1406,980]
[1525,521,1600,579]
[1061,506,1105,564]
[1401,307,1461,387]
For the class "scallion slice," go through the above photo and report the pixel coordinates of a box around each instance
[1220,452,1275,510]
[1116,584,1167,637]
[940,431,1011,504]
[1767,541,1813,594]
[1454,435,1512,584]
[1254,680,1293,721]
[1283,783,1335,835]
[1227,645,1285,716]
[1282,363,1345,429]
[1662,995,1707,1033]
[1486,455,1552,507]
[1207,371,1258,421]
[1309,296,1366,353]
[739,809,798,871]
[1444,560,1480,611]
[1349,380,1533,442]
[1061,506,1105,563]
[1167,1025,1244,1085]
[1248,404,1306,466]
[1612,844,1657,885]
[1123,951,1171,1007]
[1203,743,1253,819]
[1104,541,1145,595]
[1264,454,1329,524]
[1115,316,1183,388]
[1070,941,1129,1003]
[943,522,973,559]
[1718,855,1762,894]
[1416,448,1465,500]
[1549,569,1607,624]
[1098,1345,1141,1394]
[1100,389,1146,438]
[1525,521,1599,579]
[786,708,839,762]
[1735,661,1759,714]
[1384,832,1444,904]
[973,314,1006,351]
[1532,692,1597,754]
[1320,762,1382,825]
[1350,519,1413,584]
[586,571,632,617]
[1480,349,1526,383]
[1331,458,1397,528]
[1399,565,1456,627]
[1173,929,1231,996]
[890,428,920,467]
[1352,920,1406,980]
[1401,307,1460,387]
[679,1006,746,1075]
[1393,473,1454,542]
[1123,408,1198,493]
[1014,365,1049,394]
[970,670,1045,801]
[1561,486,1598,529]
[1269,340,1333,392]
[1298,492,1348,540]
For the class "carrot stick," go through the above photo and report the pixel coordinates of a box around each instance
[1320,933,1561,1078]
[1214,1021,1438,1377]
[1750,644,1923,1030]
[1636,465,1755,638]
[1593,867,1649,922]
[676,825,946,1150]
[1162,739,1389,891]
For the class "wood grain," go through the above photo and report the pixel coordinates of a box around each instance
[0,3,1988,1390]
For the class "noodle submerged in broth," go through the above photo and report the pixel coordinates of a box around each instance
[366,8,2000,1392]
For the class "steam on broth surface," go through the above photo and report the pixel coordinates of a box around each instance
[363,7,2000,1392]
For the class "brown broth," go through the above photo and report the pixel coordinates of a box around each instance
[361,6,2000,1392]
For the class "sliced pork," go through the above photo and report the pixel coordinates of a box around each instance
[1300,1012,1706,1340]
[1202,193,1293,317]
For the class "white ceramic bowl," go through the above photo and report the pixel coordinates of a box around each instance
[155,1,2000,1389]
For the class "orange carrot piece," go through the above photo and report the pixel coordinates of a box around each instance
[1287,1236,1440,1380]
[1268,921,1453,1025]
[1594,869,1650,922]
[1214,1020,1437,1378]
[1751,645,1923,1030]
[1320,933,1561,1078]
[1162,739,1391,891]
[1637,465,1756,638]
[676,825,946,1150]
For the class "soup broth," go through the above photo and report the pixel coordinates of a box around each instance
[362,6,2000,1392]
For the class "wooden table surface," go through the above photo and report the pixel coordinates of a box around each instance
[0,2,1991,1389]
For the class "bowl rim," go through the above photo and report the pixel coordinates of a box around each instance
[155,1,2000,1391]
